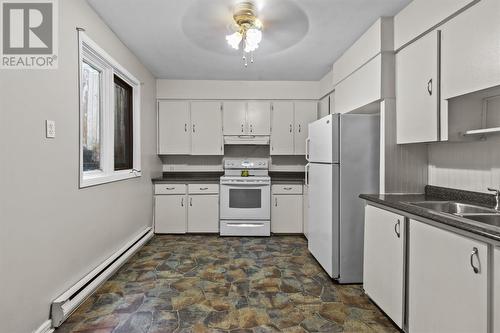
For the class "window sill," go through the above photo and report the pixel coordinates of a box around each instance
[80,170,142,188]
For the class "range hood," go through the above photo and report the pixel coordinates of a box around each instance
[224,135,270,145]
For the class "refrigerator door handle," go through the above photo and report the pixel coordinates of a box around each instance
[305,137,311,161]
[305,163,310,186]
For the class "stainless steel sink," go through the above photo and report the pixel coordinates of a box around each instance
[461,214,500,228]
[409,201,498,215]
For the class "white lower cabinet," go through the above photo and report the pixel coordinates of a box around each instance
[408,219,488,333]
[271,184,303,233]
[363,205,405,328]
[154,183,219,234]
[155,193,187,234]
[495,247,500,333]
[187,194,219,233]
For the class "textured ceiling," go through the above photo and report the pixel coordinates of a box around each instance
[87,0,412,81]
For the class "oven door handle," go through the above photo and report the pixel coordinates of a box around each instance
[220,183,270,187]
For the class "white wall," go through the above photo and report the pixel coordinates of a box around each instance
[318,69,335,98]
[157,79,321,100]
[0,0,161,332]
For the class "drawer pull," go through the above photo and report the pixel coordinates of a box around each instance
[470,247,480,274]
[200,187,209,190]
[283,187,293,190]
[166,187,175,190]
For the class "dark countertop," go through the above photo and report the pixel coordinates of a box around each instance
[152,172,223,184]
[360,186,500,242]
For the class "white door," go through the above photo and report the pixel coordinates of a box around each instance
[191,101,223,155]
[493,246,500,333]
[363,205,405,328]
[408,220,488,333]
[271,195,303,233]
[307,115,334,163]
[396,30,440,144]
[187,195,219,233]
[441,0,500,99]
[223,101,247,135]
[158,101,190,154]
[247,101,271,135]
[308,163,334,277]
[270,101,294,155]
[294,101,318,155]
[154,195,187,234]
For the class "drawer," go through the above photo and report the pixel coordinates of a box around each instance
[272,184,303,195]
[220,220,270,236]
[188,184,219,194]
[154,184,186,195]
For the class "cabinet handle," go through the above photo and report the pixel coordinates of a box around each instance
[470,247,480,274]
[427,79,433,96]
[289,124,292,133]
[241,124,244,133]
[275,197,278,206]
[200,187,209,190]
[192,124,196,133]
[298,124,301,133]
[394,219,401,238]
[166,187,175,190]
[184,123,187,132]
[250,124,253,133]
[181,197,184,207]
[284,187,293,190]
[190,197,193,206]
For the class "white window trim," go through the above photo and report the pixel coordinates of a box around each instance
[78,31,141,188]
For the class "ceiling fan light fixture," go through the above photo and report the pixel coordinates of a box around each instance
[225,2,262,66]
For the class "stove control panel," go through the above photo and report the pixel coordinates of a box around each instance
[224,159,268,169]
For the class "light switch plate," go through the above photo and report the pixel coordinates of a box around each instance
[46,120,56,138]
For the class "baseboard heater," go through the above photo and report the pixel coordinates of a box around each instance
[51,227,153,327]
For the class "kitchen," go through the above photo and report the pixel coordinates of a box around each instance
[1,0,500,332]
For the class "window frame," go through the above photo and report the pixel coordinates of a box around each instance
[78,32,141,188]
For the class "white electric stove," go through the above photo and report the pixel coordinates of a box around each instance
[219,159,271,236]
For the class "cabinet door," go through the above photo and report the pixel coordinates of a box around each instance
[441,0,500,99]
[408,220,488,333]
[191,101,223,155]
[271,194,303,233]
[270,101,294,155]
[363,205,405,328]
[294,101,318,155]
[154,195,187,234]
[187,195,219,233]
[495,247,500,333]
[247,101,271,135]
[396,31,440,144]
[223,101,247,135]
[158,101,190,154]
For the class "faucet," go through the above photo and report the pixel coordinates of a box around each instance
[487,188,500,210]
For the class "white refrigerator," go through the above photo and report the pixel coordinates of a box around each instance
[306,113,379,283]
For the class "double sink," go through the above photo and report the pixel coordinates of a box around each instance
[408,201,500,228]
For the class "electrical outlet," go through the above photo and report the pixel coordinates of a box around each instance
[46,120,56,138]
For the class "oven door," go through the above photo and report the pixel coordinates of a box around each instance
[220,182,270,220]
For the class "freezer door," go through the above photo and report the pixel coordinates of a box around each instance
[307,114,339,163]
[307,163,340,278]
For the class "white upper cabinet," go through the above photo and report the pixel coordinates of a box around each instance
[396,30,440,144]
[247,101,271,135]
[294,101,318,155]
[363,205,405,329]
[190,101,223,155]
[408,219,488,333]
[270,101,294,155]
[394,0,477,50]
[223,101,247,135]
[158,101,191,154]
[441,0,500,99]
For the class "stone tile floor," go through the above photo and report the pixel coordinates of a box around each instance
[56,235,398,333]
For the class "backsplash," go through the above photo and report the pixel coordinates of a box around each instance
[428,135,500,193]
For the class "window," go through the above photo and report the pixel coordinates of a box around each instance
[79,32,141,188]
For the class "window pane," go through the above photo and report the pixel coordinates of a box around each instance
[81,62,101,172]
[114,75,133,171]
